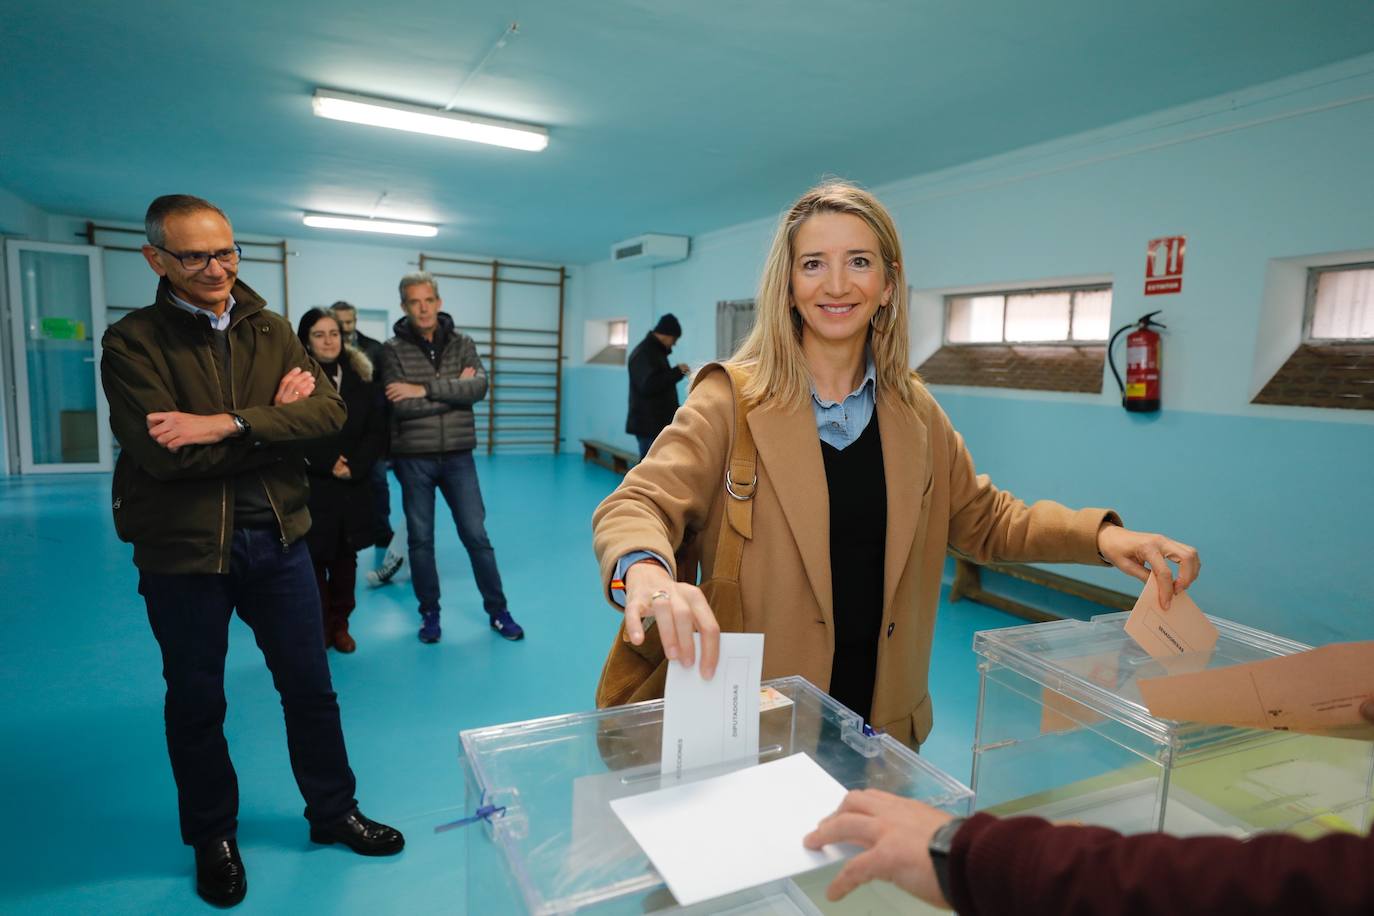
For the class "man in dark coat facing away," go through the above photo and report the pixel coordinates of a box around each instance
[625,313,690,458]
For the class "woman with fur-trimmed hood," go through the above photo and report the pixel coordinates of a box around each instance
[297,307,388,652]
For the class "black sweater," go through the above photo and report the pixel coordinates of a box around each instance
[820,414,886,722]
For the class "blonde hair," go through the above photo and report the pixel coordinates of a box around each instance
[731,180,918,410]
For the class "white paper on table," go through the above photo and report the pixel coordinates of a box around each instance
[610,752,854,907]
[661,632,764,779]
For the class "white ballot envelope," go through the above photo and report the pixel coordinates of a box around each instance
[661,633,764,779]
[611,752,853,907]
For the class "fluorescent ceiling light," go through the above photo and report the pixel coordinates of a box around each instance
[303,213,439,238]
[312,88,548,152]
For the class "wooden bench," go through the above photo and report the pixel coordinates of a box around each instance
[948,554,1134,622]
[581,438,638,475]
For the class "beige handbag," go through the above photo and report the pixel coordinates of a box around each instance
[594,363,757,708]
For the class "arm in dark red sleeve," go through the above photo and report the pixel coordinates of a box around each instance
[949,812,1374,916]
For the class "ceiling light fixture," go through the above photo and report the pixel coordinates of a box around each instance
[312,88,548,152]
[302,213,439,238]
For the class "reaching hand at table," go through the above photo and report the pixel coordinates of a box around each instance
[804,789,955,908]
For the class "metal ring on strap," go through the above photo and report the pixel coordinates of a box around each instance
[725,469,757,501]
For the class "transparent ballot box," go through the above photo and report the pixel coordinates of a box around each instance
[971,613,1374,839]
[458,675,973,915]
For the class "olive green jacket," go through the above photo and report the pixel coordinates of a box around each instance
[100,279,344,574]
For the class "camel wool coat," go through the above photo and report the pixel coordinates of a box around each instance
[593,364,1120,747]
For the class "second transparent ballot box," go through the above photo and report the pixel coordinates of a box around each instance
[970,612,1374,838]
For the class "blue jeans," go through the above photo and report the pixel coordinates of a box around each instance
[636,434,656,459]
[139,529,358,846]
[393,451,508,617]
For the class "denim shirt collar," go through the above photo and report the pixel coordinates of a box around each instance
[811,352,877,408]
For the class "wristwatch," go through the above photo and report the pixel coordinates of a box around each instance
[230,414,251,438]
[928,816,967,906]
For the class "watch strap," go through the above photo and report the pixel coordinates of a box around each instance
[928,816,967,906]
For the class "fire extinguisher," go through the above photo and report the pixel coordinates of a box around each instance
[1108,310,1165,413]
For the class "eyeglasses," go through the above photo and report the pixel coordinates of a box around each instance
[154,244,242,271]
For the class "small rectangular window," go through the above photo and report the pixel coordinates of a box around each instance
[1308,264,1374,341]
[1004,291,1071,342]
[944,285,1112,345]
[947,295,1004,343]
[1070,289,1113,341]
[716,299,756,359]
[585,318,628,365]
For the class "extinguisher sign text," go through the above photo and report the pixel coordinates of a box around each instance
[1145,235,1186,295]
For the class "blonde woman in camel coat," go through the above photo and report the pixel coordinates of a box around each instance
[592,181,1200,748]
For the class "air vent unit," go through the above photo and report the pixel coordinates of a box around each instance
[610,234,689,268]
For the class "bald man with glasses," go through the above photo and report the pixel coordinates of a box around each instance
[100,195,404,907]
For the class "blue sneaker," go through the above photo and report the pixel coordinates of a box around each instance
[489,610,524,641]
[418,611,441,644]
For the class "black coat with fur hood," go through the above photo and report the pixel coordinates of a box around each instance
[302,346,386,560]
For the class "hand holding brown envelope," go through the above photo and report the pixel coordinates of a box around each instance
[1138,642,1374,741]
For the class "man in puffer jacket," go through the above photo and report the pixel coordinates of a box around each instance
[379,271,525,645]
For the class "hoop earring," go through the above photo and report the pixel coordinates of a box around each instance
[870,303,896,333]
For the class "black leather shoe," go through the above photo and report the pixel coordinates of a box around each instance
[194,837,247,907]
[309,809,405,856]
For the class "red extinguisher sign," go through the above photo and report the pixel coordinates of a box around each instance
[1145,235,1186,295]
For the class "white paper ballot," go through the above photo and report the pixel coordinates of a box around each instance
[610,752,853,907]
[661,632,764,779]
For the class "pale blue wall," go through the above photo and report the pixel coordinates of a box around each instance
[560,56,1374,645]
[564,218,773,452]
[0,186,50,240]
[2,201,575,475]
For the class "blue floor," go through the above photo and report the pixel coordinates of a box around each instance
[0,455,1018,914]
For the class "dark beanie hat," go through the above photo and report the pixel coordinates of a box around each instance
[652,313,682,338]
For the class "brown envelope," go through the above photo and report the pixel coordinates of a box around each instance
[1124,572,1219,659]
[1138,642,1374,740]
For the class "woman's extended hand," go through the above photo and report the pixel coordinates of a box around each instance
[623,559,720,679]
[1097,524,1200,609]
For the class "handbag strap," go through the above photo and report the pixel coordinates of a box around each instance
[712,364,756,585]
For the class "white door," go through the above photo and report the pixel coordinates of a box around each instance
[5,240,113,473]
[355,306,391,345]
